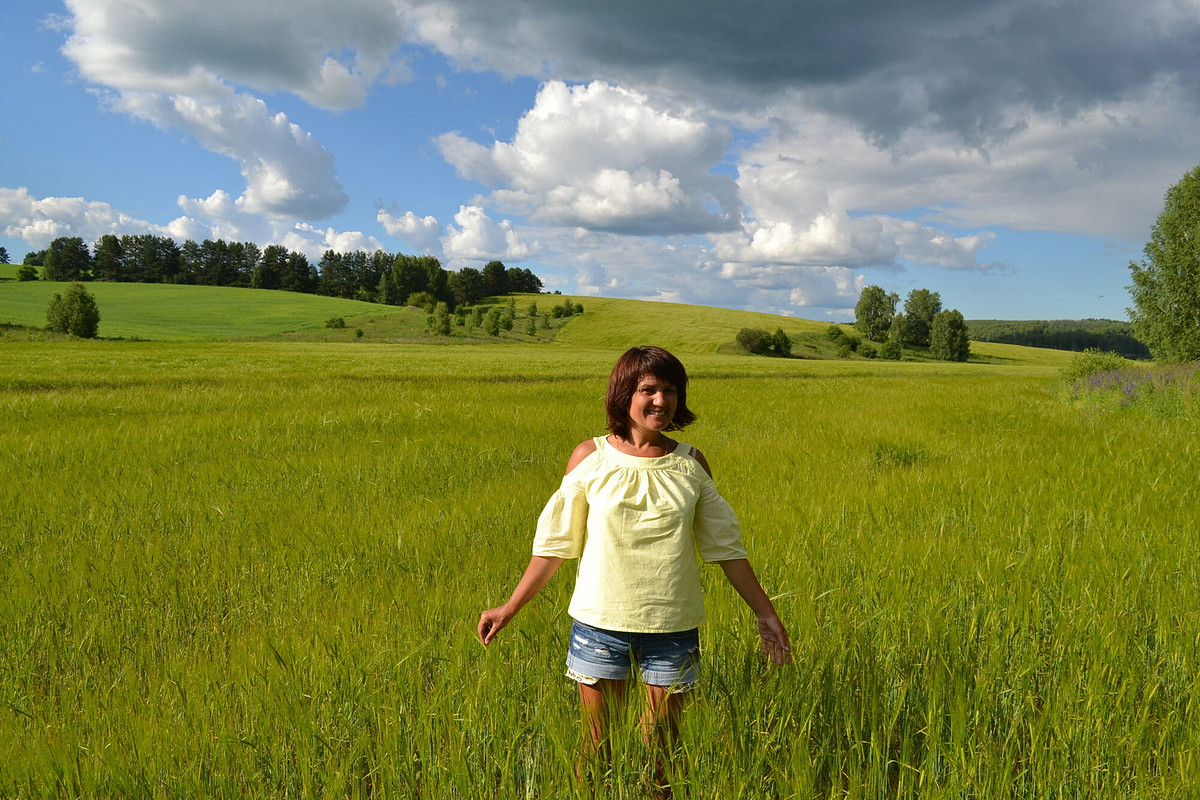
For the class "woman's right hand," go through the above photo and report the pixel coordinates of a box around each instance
[477,555,563,646]
[477,605,513,645]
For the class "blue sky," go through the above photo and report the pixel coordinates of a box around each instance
[3,0,1199,322]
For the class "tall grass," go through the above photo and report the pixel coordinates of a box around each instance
[1,342,1196,798]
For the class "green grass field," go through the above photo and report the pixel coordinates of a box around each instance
[0,281,419,341]
[1,324,1195,797]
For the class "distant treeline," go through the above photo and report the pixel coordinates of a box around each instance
[24,235,542,310]
[967,319,1150,359]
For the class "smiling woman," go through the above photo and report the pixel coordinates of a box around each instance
[477,345,790,796]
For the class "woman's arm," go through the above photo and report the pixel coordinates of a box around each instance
[479,440,594,645]
[719,558,792,665]
[478,555,564,645]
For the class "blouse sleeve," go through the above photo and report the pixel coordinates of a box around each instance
[531,473,590,559]
[692,476,749,562]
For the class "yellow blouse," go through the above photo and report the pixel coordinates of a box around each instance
[532,436,747,632]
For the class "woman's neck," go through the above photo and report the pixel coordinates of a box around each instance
[609,430,675,457]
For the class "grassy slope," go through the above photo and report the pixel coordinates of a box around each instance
[0,281,407,341]
[548,295,829,355]
[0,281,1074,366]
[545,294,1073,367]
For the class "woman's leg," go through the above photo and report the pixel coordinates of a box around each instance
[576,678,628,781]
[642,685,687,798]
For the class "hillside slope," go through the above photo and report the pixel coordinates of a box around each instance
[547,296,829,354]
[1,280,1076,366]
[0,281,404,341]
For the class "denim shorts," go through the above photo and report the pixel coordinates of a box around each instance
[565,619,700,693]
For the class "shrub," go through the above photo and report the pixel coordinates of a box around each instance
[772,328,792,357]
[826,324,847,342]
[407,291,436,312]
[430,302,452,335]
[325,316,346,329]
[484,308,502,336]
[879,340,903,360]
[46,282,100,338]
[736,328,774,355]
[1060,348,1129,384]
[859,341,878,359]
[17,265,38,281]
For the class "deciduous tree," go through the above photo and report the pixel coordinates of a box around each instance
[929,309,971,362]
[1128,164,1200,362]
[902,289,942,346]
[854,285,898,342]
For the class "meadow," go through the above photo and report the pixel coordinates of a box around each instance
[1,332,1196,799]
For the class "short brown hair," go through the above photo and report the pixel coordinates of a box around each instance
[604,346,697,439]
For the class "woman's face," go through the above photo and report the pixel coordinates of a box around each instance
[627,374,677,435]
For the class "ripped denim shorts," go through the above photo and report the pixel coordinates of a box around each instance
[565,619,700,694]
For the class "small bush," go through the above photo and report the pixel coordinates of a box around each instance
[736,328,774,355]
[859,341,878,359]
[484,308,502,336]
[1061,348,1128,384]
[771,328,791,357]
[879,340,903,360]
[407,291,436,312]
[826,324,847,343]
[46,282,100,338]
[325,316,346,329]
[429,302,452,335]
[17,265,38,281]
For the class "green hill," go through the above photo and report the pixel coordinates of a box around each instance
[546,296,828,354]
[0,280,1075,366]
[0,281,411,341]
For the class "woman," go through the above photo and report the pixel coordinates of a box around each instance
[478,346,790,792]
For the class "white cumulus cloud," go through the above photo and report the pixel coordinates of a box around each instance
[377,209,443,254]
[443,205,538,262]
[437,81,739,235]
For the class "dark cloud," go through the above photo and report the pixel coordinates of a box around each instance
[411,0,1200,144]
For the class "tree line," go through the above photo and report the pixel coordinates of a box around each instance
[21,235,542,310]
[966,319,1149,359]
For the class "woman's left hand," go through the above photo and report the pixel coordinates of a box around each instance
[756,613,793,665]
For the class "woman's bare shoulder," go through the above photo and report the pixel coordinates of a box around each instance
[687,445,714,478]
[565,437,600,475]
